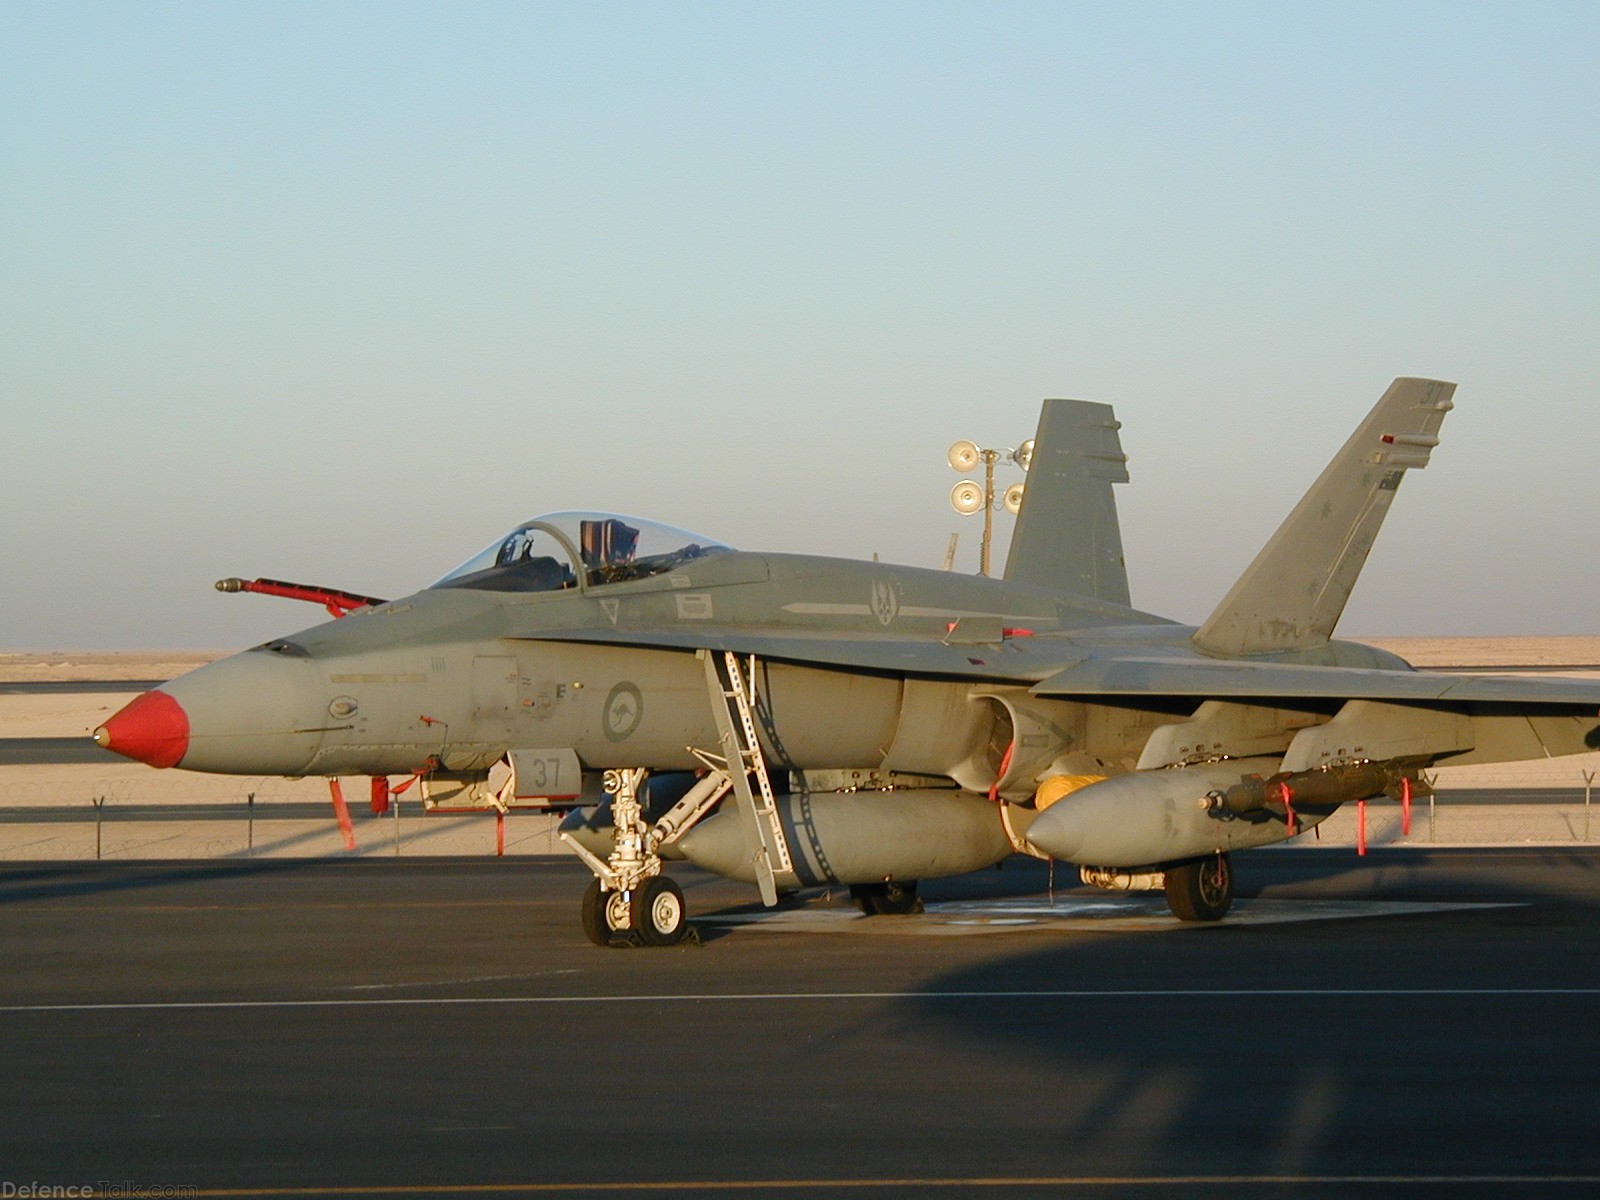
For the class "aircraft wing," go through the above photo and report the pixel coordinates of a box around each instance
[515,625,1069,681]
[1033,655,1600,708]
[519,626,1600,712]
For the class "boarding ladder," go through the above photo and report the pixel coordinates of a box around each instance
[701,650,793,906]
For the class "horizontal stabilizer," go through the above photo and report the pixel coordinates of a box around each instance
[1193,378,1456,657]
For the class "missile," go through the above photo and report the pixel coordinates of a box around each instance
[674,788,1016,887]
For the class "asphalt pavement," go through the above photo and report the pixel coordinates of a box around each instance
[0,680,166,694]
[1,736,123,765]
[3,850,1600,1198]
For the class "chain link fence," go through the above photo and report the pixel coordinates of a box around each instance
[4,760,1599,860]
[0,773,565,860]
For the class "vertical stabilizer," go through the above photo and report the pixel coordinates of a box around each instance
[1192,377,1456,657]
[1003,399,1131,605]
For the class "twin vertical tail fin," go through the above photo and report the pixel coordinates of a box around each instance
[1003,399,1132,606]
[1191,377,1457,657]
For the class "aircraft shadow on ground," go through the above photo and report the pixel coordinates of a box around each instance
[877,850,1600,1180]
[0,844,524,905]
[0,858,313,905]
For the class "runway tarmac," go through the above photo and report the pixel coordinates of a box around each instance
[0,679,168,694]
[4,850,1600,1197]
[1,735,121,764]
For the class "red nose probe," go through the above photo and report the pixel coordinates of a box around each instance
[93,691,191,768]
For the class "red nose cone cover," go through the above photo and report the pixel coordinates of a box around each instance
[96,690,190,768]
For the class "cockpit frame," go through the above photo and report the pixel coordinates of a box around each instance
[430,512,733,596]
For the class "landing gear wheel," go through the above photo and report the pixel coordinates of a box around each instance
[849,881,923,916]
[634,876,688,946]
[1165,853,1233,922]
[580,877,633,947]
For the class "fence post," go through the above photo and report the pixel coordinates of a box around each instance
[92,795,105,860]
[246,791,255,854]
[1584,770,1595,843]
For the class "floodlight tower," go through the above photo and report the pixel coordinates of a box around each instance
[947,436,1033,576]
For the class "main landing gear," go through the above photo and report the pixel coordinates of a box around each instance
[1164,852,1233,922]
[849,880,923,916]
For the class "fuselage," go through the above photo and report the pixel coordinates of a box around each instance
[95,546,1410,796]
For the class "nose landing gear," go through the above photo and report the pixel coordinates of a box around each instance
[581,874,688,947]
[564,767,725,948]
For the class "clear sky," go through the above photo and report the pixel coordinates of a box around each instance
[3,1,1597,649]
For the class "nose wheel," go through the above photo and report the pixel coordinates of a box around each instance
[636,876,686,945]
[581,875,689,947]
[566,768,699,948]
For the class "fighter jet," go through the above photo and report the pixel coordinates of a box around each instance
[94,378,1600,945]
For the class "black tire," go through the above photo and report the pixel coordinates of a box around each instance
[581,878,635,946]
[849,880,923,916]
[581,877,611,946]
[1165,853,1233,922]
[633,875,688,946]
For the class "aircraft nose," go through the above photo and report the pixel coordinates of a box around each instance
[91,651,331,776]
[147,649,331,775]
[94,690,192,768]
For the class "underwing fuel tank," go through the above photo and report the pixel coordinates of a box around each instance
[1023,757,1329,867]
[674,789,1019,887]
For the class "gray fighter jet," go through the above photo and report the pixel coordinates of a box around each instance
[95,379,1600,945]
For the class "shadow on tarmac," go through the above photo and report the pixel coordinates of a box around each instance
[888,849,1600,1185]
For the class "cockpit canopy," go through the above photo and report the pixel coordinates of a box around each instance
[431,512,733,593]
